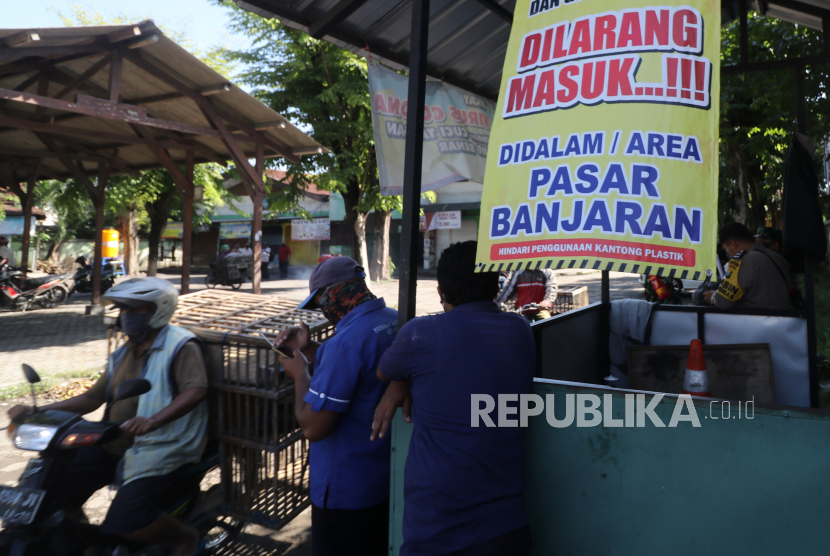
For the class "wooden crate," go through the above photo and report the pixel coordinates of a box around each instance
[554,286,589,314]
[170,289,333,342]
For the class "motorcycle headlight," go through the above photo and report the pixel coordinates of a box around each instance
[13,424,58,451]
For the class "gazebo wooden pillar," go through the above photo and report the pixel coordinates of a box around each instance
[3,161,40,281]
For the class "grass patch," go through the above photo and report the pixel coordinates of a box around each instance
[0,369,102,402]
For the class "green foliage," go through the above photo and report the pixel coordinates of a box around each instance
[216,0,402,229]
[720,13,830,228]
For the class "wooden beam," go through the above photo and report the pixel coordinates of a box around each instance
[0,145,111,163]
[131,124,193,198]
[109,51,122,102]
[254,120,287,130]
[200,102,260,195]
[34,54,115,120]
[0,114,148,145]
[0,44,112,62]
[0,87,223,137]
[54,54,114,102]
[10,71,43,94]
[49,136,140,178]
[126,83,231,106]
[5,31,41,48]
[107,26,143,43]
[210,101,300,163]
[34,133,98,198]
[121,50,300,162]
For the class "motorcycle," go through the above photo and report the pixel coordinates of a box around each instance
[0,364,240,556]
[69,256,120,296]
[0,259,71,312]
[691,269,717,306]
[204,260,244,290]
[642,274,684,304]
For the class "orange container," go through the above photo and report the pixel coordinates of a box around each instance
[102,229,120,258]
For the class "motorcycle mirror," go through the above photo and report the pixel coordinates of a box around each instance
[21,364,41,385]
[114,379,151,403]
[21,364,40,412]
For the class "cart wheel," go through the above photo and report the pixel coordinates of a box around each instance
[231,281,242,290]
[205,273,216,289]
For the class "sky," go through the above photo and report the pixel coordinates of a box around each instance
[3,0,252,55]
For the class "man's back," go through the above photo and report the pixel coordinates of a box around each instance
[380,301,535,555]
[714,243,790,310]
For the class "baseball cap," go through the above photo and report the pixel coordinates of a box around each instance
[298,256,366,309]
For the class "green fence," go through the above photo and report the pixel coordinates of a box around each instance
[390,379,830,555]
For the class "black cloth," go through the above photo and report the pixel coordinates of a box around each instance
[279,260,289,279]
[311,499,388,556]
[783,137,827,264]
[57,445,183,536]
[447,526,532,556]
[262,264,270,280]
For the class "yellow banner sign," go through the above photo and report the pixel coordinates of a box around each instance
[475,0,719,279]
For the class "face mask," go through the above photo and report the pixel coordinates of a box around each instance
[120,311,153,344]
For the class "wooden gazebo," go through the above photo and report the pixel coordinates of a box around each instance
[0,21,326,301]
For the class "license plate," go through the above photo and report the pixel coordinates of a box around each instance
[0,485,45,525]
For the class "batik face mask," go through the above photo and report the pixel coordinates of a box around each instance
[317,278,376,324]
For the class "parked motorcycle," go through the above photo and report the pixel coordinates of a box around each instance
[0,259,71,311]
[0,364,240,556]
[642,274,684,304]
[69,256,120,296]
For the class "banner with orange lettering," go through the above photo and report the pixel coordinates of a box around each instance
[369,60,496,196]
[475,0,719,279]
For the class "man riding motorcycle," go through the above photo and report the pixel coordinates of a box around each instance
[0,236,15,267]
[496,268,558,321]
[7,277,208,556]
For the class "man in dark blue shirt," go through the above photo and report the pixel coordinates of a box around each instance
[373,241,535,556]
[278,257,398,556]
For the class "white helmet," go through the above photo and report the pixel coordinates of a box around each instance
[102,277,178,329]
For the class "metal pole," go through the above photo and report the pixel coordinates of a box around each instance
[805,257,819,407]
[601,269,610,384]
[397,0,430,327]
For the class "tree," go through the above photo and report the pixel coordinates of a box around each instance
[719,13,830,229]
[219,1,403,279]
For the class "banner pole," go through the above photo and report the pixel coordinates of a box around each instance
[398,0,430,327]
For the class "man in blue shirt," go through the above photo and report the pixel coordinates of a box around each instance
[277,257,398,556]
[373,241,535,556]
